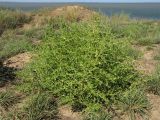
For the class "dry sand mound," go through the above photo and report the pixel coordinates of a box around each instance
[29,5,96,27]
[3,52,32,69]
[51,5,96,21]
[134,45,160,74]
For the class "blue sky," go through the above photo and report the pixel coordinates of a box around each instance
[0,0,160,2]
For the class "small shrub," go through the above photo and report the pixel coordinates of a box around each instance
[117,88,150,120]
[0,91,21,110]
[136,37,153,46]
[154,55,160,60]
[150,30,160,44]
[147,66,160,95]
[24,27,45,40]
[146,46,154,51]
[126,47,141,59]
[84,111,112,120]
[19,92,58,120]
[18,18,140,111]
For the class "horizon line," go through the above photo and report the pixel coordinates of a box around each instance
[1,1,160,3]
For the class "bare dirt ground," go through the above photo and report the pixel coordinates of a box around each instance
[134,45,160,74]
[3,52,32,70]
[59,106,82,120]
[0,53,32,118]
[0,52,32,89]
[148,94,160,120]
[135,45,160,120]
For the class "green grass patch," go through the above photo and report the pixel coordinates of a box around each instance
[19,92,58,120]
[0,30,32,59]
[0,91,21,110]
[0,92,58,120]
[147,66,160,95]
[0,8,31,35]
[154,55,160,61]
[84,111,112,120]
[117,88,150,120]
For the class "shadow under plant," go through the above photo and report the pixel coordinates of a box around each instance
[0,60,17,87]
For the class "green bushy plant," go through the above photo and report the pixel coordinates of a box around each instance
[18,18,140,111]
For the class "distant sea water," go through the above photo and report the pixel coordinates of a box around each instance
[1,2,160,19]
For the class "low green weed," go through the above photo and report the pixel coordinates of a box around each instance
[18,17,140,111]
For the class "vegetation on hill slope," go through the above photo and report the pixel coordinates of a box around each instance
[19,16,141,109]
[0,6,160,120]
[0,8,31,36]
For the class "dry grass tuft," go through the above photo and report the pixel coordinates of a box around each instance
[29,5,97,27]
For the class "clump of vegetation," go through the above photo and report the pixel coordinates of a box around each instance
[137,35,160,46]
[18,92,58,120]
[109,14,160,47]
[147,66,160,95]
[24,27,45,40]
[154,55,160,61]
[0,91,21,110]
[117,88,150,120]
[52,6,96,22]
[0,30,32,59]
[135,23,160,46]
[1,5,160,120]
[0,8,31,35]
[0,92,58,120]
[84,111,112,120]
[154,48,160,60]
[18,17,140,112]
